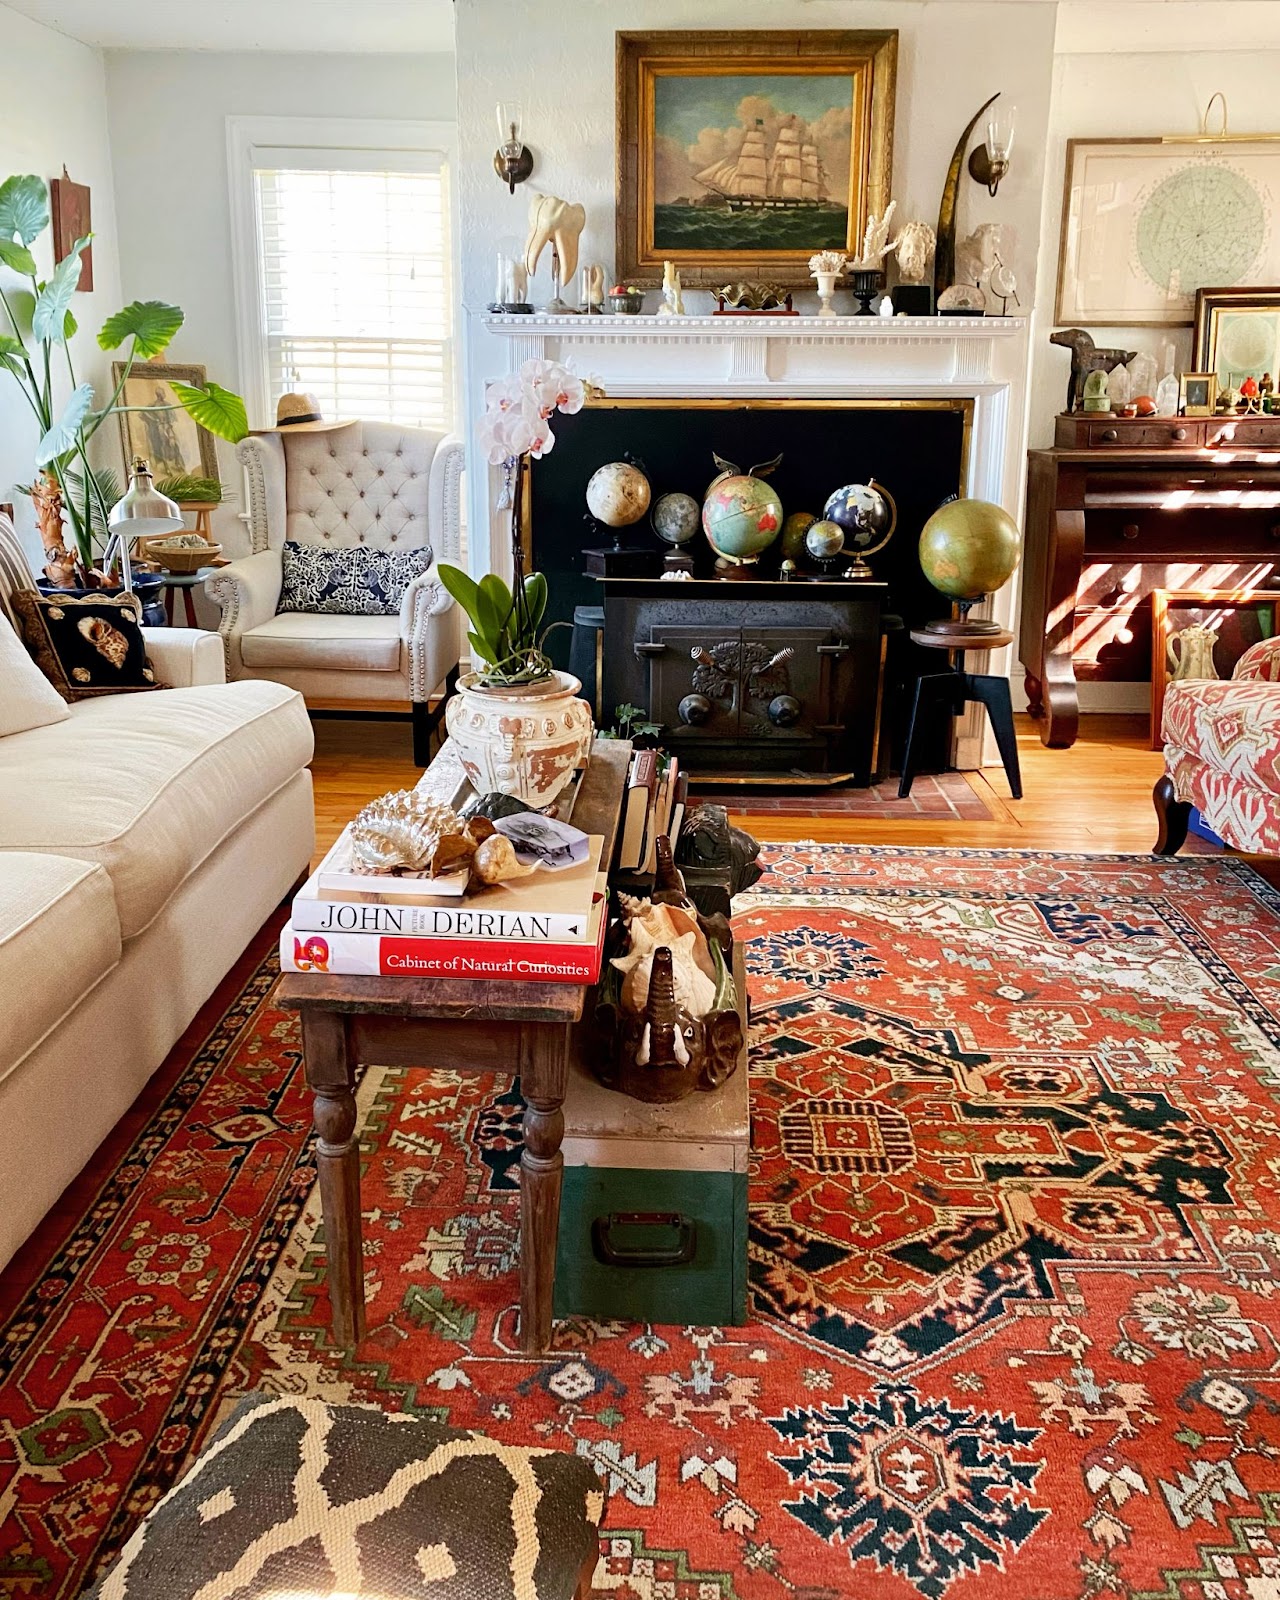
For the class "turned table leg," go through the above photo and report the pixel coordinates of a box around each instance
[1153,774,1192,856]
[301,1008,366,1346]
[519,1023,570,1353]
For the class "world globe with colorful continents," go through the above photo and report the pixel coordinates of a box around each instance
[918,497,1022,600]
[586,460,651,527]
[822,480,897,553]
[651,490,701,547]
[701,473,783,565]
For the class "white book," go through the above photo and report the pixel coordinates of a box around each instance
[292,870,607,941]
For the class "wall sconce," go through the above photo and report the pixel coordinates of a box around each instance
[968,101,1016,196]
[493,101,534,194]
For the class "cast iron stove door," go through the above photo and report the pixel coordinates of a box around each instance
[645,625,836,766]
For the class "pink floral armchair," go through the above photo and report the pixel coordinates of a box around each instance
[1155,636,1280,853]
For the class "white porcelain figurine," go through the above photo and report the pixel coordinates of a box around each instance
[657,260,686,316]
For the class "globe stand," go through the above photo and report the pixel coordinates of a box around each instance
[919,596,1005,641]
[663,549,695,576]
[582,514,652,579]
[714,556,760,582]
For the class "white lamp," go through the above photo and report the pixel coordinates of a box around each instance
[106,457,185,590]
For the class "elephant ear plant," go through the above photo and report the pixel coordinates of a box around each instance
[0,173,248,585]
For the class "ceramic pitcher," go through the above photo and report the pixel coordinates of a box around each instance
[1167,624,1219,682]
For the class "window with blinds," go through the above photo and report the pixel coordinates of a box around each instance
[251,155,452,430]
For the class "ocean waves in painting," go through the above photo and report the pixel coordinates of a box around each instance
[652,202,849,254]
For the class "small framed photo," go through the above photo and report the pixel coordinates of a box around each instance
[1179,372,1217,417]
[1193,286,1280,392]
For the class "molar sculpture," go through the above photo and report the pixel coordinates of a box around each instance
[524,192,587,285]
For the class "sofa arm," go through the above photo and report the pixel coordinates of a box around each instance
[236,433,287,554]
[143,627,226,686]
[1234,636,1280,682]
[205,551,283,678]
[401,563,459,701]
[428,433,465,566]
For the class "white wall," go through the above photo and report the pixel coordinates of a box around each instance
[0,3,124,566]
[103,48,456,552]
[454,0,1058,569]
[1029,43,1280,448]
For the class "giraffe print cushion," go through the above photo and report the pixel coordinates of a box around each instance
[86,1392,604,1599]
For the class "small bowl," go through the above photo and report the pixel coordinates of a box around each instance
[610,291,645,316]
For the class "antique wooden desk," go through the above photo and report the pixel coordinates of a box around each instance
[1020,414,1280,748]
[276,737,629,1354]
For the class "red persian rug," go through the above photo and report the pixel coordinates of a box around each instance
[4,846,1280,1600]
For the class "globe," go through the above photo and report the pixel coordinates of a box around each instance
[918,498,1022,601]
[823,481,897,554]
[780,511,817,563]
[586,461,650,527]
[651,491,700,547]
[701,474,783,565]
[805,519,845,562]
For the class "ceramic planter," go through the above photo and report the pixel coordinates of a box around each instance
[446,669,593,807]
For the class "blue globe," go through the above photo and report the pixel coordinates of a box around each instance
[823,482,895,553]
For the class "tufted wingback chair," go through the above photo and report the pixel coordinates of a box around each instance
[206,420,464,763]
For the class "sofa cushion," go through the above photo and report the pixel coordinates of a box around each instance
[0,853,122,1084]
[11,589,162,700]
[240,612,402,672]
[278,540,432,616]
[0,681,313,939]
[1162,677,1280,795]
[0,612,70,735]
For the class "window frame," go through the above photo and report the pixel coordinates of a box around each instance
[226,114,458,431]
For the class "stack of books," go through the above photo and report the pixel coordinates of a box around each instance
[617,751,688,874]
[280,826,608,983]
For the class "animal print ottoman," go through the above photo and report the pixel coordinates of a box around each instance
[84,1391,605,1599]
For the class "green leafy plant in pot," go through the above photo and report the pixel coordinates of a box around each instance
[437,359,595,807]
[0,173,247,589]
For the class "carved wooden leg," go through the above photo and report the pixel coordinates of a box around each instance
[1024,672,1044,719]
[1153,774,1192,856]
[302,1008,366,1346]
[519,1022,570,1354]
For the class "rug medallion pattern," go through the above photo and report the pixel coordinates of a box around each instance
[4,849,1280,1598]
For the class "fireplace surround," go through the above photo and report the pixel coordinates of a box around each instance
[477,312,1031,770]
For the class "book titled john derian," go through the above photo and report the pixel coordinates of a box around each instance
[291,834,606,941]
[280,894,607,982]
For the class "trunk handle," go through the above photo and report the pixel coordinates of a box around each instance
[591,1211,696,1268]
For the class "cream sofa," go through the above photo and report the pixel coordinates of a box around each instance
[0,518,315,1269]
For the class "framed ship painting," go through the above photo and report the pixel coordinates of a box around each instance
[617,30,897,287]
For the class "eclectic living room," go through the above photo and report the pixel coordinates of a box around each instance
[7,0,1280,1595]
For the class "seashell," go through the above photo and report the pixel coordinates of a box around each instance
[619,897,715,981]
[349,790,474,876]
[612,930,718,1017]
[464,816,497,844]
[78,615,130,667]
[472,833,537,885]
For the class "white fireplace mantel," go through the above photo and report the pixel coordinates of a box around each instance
[471,308,1034,768]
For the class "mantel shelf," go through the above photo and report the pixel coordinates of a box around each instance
[480,312,1027,342]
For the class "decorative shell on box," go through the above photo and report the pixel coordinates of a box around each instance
[348,791,533,884]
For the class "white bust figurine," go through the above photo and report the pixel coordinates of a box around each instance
[895,221,936,286]
[657,260,685,316]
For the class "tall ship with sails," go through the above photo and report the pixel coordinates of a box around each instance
[695,118,824,211]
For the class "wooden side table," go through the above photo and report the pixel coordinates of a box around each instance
[275,738,629,1354]
[161,567,219,626]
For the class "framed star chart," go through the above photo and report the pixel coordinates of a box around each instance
[1056,136,1280,326]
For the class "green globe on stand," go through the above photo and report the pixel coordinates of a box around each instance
[780,511,817,563]
[701,473,783,568]
[918,497,1022,638]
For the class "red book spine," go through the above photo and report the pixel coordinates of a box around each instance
[280,920,605,983]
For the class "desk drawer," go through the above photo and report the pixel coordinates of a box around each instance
[1083,509,1280,556]
[1087,421,1194,448]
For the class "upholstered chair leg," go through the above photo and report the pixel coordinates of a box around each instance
[1153,774,1192,855]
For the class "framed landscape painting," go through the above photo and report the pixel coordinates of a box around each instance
[617,30,896,287]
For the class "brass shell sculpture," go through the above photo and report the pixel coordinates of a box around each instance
[349,791,473,876]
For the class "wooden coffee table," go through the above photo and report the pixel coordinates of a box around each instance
[276,738,628,1354]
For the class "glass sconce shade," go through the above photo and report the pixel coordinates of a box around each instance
[986,104,1016,163]
[496,102,524,158]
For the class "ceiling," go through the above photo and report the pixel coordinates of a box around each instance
[1,0,456,53]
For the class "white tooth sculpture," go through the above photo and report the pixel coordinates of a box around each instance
[524,192,587,285]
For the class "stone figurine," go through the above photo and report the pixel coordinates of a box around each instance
[657,260,686,316]
[1050,328,1139,414]
[895,221,936,285]
[1082,369,1111,412]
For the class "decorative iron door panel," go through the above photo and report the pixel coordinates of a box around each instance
[647,626,832,747]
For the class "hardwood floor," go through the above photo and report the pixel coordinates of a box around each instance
[310,711,1191,861]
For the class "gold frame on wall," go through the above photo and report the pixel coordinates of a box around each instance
[1193,285,1280,386]
[615,30,897,288]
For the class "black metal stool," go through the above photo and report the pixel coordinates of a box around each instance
[897,625,1022,800]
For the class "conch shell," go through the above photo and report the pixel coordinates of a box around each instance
[349,791,472,876]
[617,896,716,983]
[78,615,130,668]
[472,833,536,884]
[611,929,718,1018]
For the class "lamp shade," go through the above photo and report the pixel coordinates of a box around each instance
[109,459,185,537]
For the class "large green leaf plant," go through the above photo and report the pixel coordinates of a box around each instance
[0,174,248,576]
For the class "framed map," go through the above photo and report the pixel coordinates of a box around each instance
[1056,137,1280,326]
[1194,286,1280,389]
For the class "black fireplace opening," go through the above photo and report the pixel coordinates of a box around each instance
[527,400,968,776]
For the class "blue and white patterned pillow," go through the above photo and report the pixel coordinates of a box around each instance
[277,542,433,616]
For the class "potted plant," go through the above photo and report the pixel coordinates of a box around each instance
[0,173,247,592]
[438,358,595,807]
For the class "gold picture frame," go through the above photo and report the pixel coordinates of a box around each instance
[616,29,897,288]
[113,361,219,483]
[1193,285,1280,392]
[1179,372,1218,416]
